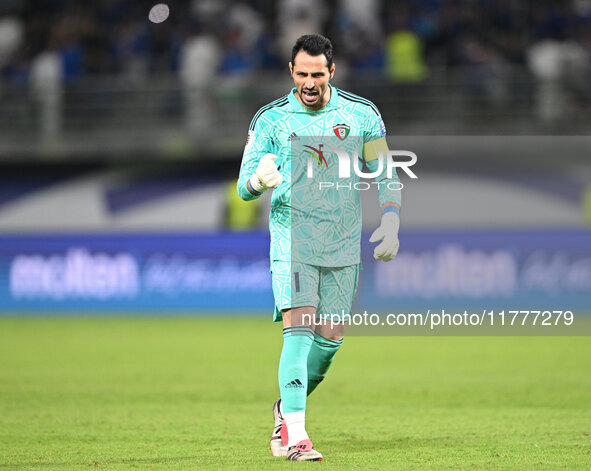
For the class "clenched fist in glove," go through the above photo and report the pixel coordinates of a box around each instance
[249,153,282,193]
[369,211,400,262]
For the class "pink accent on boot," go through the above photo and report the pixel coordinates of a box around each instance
[280,420,289,446]
[295,439,313,452]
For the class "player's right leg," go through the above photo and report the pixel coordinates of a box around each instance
[270,261,322,460]
[280,307,322,461]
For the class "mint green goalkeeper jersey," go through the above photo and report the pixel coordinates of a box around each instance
[237,84,401,267]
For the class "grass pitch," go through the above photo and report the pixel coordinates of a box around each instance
[0,317,590,470]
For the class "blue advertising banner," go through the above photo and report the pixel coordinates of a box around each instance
[0,232,273,312]
[358,229,591,312]
[0,229,589,313]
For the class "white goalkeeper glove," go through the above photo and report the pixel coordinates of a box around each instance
[249,153,282,193]
[369,211,400,262]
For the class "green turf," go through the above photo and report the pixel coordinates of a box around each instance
[0,318,590,470]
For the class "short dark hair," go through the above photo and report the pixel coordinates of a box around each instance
[291,34,334,69]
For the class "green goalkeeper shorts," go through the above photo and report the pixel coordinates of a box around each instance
[270,261,360,322]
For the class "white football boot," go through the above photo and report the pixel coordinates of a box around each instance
[269,398,288,457]
[286,438,323,461]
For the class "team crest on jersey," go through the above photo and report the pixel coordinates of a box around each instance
[333,123,350,140]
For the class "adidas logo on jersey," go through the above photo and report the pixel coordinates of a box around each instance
[287,132,299,142]
[285,379,304,389]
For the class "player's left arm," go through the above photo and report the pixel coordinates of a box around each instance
[362,107,401,262]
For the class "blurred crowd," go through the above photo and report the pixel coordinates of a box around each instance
[1,0,590,84]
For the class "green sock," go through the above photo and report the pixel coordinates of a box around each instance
[278,326,314,413]
[306,334,343,396]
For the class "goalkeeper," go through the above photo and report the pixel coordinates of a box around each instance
[237,34,401,462]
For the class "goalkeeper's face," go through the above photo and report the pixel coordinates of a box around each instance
[289,51,335,110]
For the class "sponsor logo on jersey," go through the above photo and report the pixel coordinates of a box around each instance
[303,144,328,168]
[333,123,351,140]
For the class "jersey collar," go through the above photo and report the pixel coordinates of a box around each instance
[288,84,339,112]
